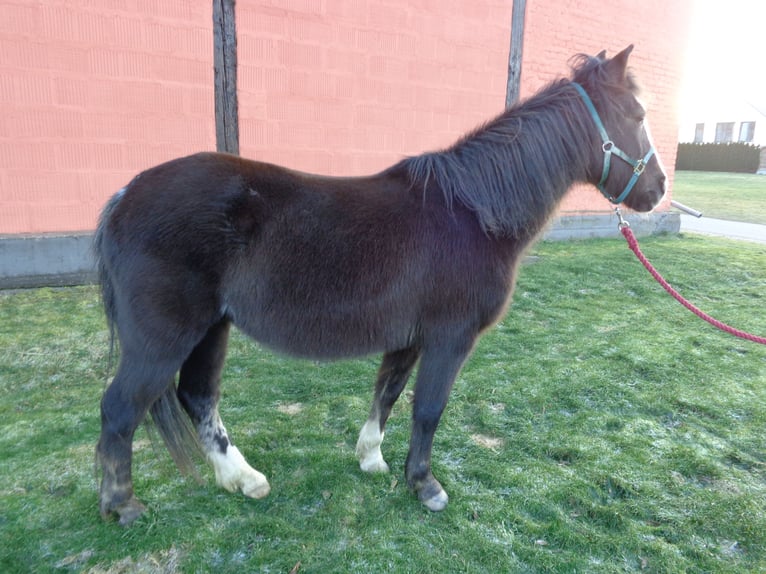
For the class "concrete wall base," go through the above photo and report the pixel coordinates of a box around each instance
[0,233,96,289]
[0,211,679,289]
[544,210,680,241]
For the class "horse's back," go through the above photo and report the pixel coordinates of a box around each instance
[96,153,415,344]
[99,153,317,280]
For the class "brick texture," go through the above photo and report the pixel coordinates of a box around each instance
[0,0,214,233]
[236,0,513,176]
[0,0,690,234]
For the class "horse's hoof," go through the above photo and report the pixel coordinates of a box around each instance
[117,499,148,526]
[101,496,147,526]
[242,475,271,499]
[413,476,449,511]
[420,488,449,512]
[359,453,390,473]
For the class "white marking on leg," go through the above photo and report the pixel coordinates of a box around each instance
[198,412,270,499]
[207,444,270,499]
[355,418,390,473]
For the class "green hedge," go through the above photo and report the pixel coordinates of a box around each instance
[675,142,761,173]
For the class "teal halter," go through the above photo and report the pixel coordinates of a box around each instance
[571,82,656,205]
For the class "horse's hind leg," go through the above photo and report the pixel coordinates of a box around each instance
[356,347,420,473]
[98,354,179,525]
[177,320,270,500]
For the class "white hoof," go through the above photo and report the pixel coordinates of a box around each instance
[359,450,390,473]
[241,469,271,499]
[209,445,270,498]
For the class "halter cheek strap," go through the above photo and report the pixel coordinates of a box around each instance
[571,82,656,205]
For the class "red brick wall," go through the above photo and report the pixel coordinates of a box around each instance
[0,0,214,233]
[235,0,512,175]
[0,0,690,234]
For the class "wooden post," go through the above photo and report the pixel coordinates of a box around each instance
[213,0,239,154]
[505,0,527,108]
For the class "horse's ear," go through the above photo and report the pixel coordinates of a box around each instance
[605,44,634,83]
[596,49,607,60]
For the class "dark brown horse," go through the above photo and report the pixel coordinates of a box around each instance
[94,46,666,525]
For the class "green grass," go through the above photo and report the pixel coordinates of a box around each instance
[672,171,766,224]
[2,236,766,573]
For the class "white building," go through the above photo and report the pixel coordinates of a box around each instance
[678,95,766,146]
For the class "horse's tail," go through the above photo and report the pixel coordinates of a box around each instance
[147,389,203,479]
[93,190,123,372]
[94,188,202,478]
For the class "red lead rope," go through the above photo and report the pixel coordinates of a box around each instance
[620,225,766,345]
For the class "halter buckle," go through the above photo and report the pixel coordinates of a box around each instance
[633,160,646,176]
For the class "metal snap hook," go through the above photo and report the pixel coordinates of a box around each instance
[615,207,630,230]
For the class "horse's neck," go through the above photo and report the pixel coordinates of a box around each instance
[505,86,594,187]
[399,82,596,237]
[474,93,595,235]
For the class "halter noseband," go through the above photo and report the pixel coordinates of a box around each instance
[571,82,656,205]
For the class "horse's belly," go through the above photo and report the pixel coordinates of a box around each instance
[228,298,416,360]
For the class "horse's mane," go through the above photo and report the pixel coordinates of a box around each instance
[393,55,639,237]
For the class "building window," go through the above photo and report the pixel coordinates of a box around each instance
[715,122,734,143]
[739,121,755,143]
[693,123,704,143]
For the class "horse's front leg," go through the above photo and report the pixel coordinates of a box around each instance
[405,337,474,511]
[356,346,420,473]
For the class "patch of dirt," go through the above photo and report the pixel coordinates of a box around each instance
[470,434,504,451]
[277,402,304,415]
[84,546,183,574]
